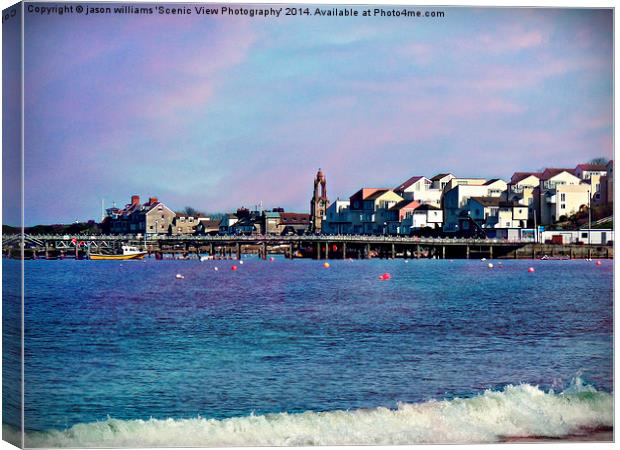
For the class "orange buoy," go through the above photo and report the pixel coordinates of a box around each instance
[231,265,238,271]
[528,267,535,273]
[323,262,330,268]
[379,272,391,280]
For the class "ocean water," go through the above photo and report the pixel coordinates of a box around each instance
[4,257,614,446]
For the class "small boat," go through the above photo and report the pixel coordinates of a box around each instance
[89,245,147,260]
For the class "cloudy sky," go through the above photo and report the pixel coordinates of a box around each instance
[15,4,613,225]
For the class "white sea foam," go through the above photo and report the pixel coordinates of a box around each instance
[13,378,613,447]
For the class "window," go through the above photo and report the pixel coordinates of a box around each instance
[560,203,566,209]
[582,233,588,238]
[560,193,566,201]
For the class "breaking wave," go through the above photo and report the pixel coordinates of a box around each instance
[11,378,613,447]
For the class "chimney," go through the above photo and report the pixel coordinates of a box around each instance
[149,197,158,205]
[131,195,140,205]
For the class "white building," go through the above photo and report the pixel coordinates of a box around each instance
[442,180,508,232]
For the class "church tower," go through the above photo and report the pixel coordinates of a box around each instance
[310,169,329,233]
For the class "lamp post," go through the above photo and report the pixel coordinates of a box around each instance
[588,189,591,246]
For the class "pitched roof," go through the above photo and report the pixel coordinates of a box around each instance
[414,204,441,211]
[483,178,505,186]
[511,172,542,184]
[431,173,453,181]
[279,212,310,224]
[541,168,576,180]
[365,189,391,200]
[394,176,426,191]
[575,163,607,171]
[389,200,420,211]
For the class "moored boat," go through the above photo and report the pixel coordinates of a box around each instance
[89,245,147,260]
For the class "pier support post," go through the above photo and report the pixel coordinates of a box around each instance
[325,242,329,260]
[442,246,446,259]
[391,243,395,259]
[466,245,470,259]
[416,244,420,259]
[489,246,493,259]
[289,243,294,259]
[366,243,371,259]
[236,243,241,260]
[262,242,267,260]
[342,242,347,259]
[316,242,321,260]
[588,246,592,259]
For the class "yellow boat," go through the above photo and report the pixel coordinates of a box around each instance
[89,245,147,260]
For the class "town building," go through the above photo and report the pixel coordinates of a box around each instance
[310,169,329,232]
[322,200,352,235]
[394,176,442,207]
[105,195,175,236]
[348,188,404,234]
[398,204,443,235]
[430,173,455,191]
[442,180,507,232]
[170,215,199,235]
[279,212,310,235]
[196,217,222,235]
[262,210,282,235]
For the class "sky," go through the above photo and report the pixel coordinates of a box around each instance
[6,3,614,225]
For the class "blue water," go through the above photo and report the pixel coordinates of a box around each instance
[11,257,614,442]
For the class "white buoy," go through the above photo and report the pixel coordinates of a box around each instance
[239,260,244,265]
[481,258,487,262]
[214,267,219,271]
[487,263,493,269]
[175,274,184,279]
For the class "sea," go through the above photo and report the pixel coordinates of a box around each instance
[2,256,614,447]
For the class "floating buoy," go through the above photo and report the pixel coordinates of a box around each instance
[239,260,244,265]
[214,267,219,271]
[487,263,494,269]
[596,260,602,266]
[481,258,487,262]
[175,274,184,279]
[528,267,535,273]
[378,272,391,281]
[404,260,409,263]
[323,262,330,268]
[231,265,238,271]
[269,257,275,262]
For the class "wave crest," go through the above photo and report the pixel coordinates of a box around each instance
[15,379,613,447]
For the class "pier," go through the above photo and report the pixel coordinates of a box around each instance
[2,234,613,260]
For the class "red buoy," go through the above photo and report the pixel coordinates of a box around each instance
[379,272,391,280]
[596,260,602,266]
[528,267,535,273]
[332,244,338,252]
[231,265,238,271]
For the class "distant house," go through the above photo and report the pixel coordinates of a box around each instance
[219,213,238,234]
[535,168,588,225]
[105,195,175,236]
[229,208,261,235]
[262,210,281,235]
[279,212,310,235]
[430,173,455,191]
[348,188,404,234]
[466,197,528,229]
[322,200,352,235]
[196,217,222,236]
[394,176,442,207]
[442,180,507,232]
[170,215,199,235]
[399,204,443,235]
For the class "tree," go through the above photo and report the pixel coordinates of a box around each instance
[589,157,609,165]
[182,206,201,217]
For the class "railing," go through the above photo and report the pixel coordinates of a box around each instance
[2,233,536,245]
